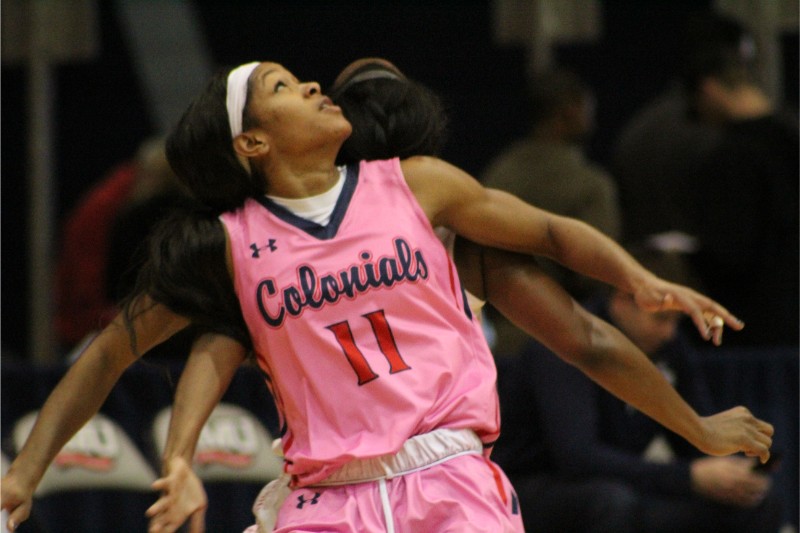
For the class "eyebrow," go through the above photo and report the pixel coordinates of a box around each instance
[257,68,301,87]
[258,68,278,84]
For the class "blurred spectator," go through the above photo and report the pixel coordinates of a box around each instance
[611,10,756,246]
[53,137,192,355]
[686,35,799,347]
[482,67,621,354]
[493,245,784,533]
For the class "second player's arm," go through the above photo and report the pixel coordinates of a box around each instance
[2,298,189,531]
[146,333,246,533]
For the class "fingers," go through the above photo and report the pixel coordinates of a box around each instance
[7,502,31,532]
[657,281,745,344]
[188,508,206,533]
[707,302,745,331]
[746,414,774,463]
[148,507,204,533]
[148,507,182,533]
[710,318,724,345]
[672,292,712,341]
[694,306,743,345]
[742,441,772,464]
[149,515,178,533]
[755,434,773,464]
[756,419,775,438]
[700,311,727,345]
[146,496,169,518]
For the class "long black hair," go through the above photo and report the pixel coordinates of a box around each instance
[330,60,449,165]
[166,67,265,213]
[121,206,252,353]
[117,66,260,355]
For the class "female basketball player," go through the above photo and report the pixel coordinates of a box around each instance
[3,60,771,533]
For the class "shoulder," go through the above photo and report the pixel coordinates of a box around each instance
[357,157,403,181]
[400,156,485,225]
[400,155,479,190]
[399,154,442,174]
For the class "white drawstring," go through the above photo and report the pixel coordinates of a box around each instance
[378,478,396,533]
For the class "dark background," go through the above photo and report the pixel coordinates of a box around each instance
[1,1,798,529]
[2,0,797,360]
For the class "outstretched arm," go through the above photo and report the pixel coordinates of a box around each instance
[404,156,743,343]
[146,333,247,533]
[1,298,189,532]
[456,240,772,461]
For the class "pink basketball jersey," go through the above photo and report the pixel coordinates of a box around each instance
[220,158,500,486]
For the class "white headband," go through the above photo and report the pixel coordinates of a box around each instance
[226,62,260,138]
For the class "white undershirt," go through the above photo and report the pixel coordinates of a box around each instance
[266,166,346,226]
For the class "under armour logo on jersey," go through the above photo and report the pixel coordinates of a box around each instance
[296,492,321,509]
[250,239,278,258]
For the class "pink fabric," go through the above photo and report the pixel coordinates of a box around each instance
[272,454,523,532]
[220,158,500,486]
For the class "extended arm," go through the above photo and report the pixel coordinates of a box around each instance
[455,240,772,461]
[1,298,189,532]
[146,333,247,533]
[403,155,742,342]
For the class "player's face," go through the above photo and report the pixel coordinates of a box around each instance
[245,62,352,152]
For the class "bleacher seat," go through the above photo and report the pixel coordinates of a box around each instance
[11,412,158,532]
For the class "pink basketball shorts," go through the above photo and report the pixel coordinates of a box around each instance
[270,453,523,532]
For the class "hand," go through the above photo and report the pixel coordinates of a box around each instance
[147,457,207,533]
[1,471,35,532]
[696,406,773,463]
[691,456,771,507]
[633,277,744,345]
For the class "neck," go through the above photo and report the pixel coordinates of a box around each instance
[262,157,342,199]
[259,140,344,198]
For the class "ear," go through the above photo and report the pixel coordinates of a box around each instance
[233,130,270,159]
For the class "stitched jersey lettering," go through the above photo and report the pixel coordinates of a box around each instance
[256,238,428,327]
[327,310,410,385]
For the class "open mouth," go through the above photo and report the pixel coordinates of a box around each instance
[319,96,339,111]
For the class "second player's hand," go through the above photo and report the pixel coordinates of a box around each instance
[147,457,207,533]
[695,406,773,463]
[1,470,34,532]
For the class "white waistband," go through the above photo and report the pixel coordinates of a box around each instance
[313,428,483,487]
